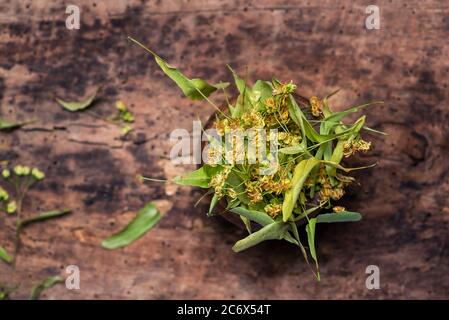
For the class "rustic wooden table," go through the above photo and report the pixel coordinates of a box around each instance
[0,0,448,299]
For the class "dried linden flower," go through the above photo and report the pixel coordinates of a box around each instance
[264,203,282,218]
[309,96,322,117]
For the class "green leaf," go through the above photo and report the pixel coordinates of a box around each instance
[102,202,161,249]
[0,246,12,264]
[214,81,230,90]
[18,209,71,228]
[282,157,320,222]
[29,275,63,300]
[252,80,272,105]
[305,218,320,281]
[209,193,219,215]
[316,211,362,223]
[0,118,35,131]
[240,216,252,234]
[227,66,253,117]
[279,145,306,155]
[287,95,307,147]
[232,221,289,252]
[288,222,309,263]
[173,165,221,188]
[227,65,249,94]
[56,88,99,112]
[128,37,219,100]
[322,101,383,133]
[230,207,274,226]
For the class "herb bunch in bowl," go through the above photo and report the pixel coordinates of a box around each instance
[130,37,383,279]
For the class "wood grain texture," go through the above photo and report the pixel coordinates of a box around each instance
[0,0,448,299]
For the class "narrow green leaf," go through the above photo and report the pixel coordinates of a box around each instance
[227,66,253,117]
[173,166,220,188]
[287,95,307,147]
[19,209,71,228]
[209,193,219,215]
[56,88,99,112]
[321,89,340,118]
[320,160,377,173]
[227,65,249,94]
[232,221,289,252]
[230,207,274,226]
[0,246,12,264]
[279,145,306,155]
[0,119,35,131]
[102,202,161,249]
[323,101,383,131]
[29,275,63,300]
[214,81,230,90]
[363,126,388,135]
[240,215,252,234]
[316,211,362,223]
[288,222,309,264]
[305,218,320,281]
[282,157,320,222]
[128,37,219,100]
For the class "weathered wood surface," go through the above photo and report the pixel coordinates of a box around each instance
[0,0,448,299]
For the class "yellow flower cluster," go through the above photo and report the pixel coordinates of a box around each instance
[264,203,282,218]
[278,132,301,146]
[259,175,291,195]
[209,167,232,197]
[245,181,263,204]
[309,96,323,117]
[242,110,265,129]
[213,118,241,136]
[343,139,371,157]
[333,206,346,212]
[272,81,297,96]
[317,165,347,203]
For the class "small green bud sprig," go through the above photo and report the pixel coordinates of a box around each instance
[108,100,134,136]
[0,165,45,215]
[0,164,71,266]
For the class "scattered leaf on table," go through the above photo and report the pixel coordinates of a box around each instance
[0,246,12,264]
[29,275,63,300]
[18,209,71,228]
[56,88,99,112]
[102,202,161,249]
[0,118,34,131]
